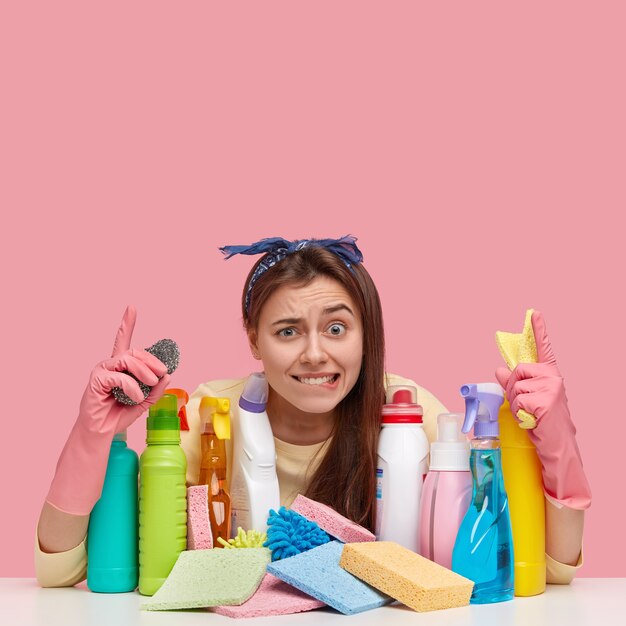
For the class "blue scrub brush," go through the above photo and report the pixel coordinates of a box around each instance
[111,338,180,405]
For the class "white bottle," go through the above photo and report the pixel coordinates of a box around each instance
[375,385,429,552]
[230,372,280,534]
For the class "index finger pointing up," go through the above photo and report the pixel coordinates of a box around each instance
[531,310,558,366]
[111,305,137,357]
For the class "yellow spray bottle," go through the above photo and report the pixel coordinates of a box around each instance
[496,310,546,597]
[199,396,231,546]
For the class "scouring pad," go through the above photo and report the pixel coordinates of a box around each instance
[112,338,180,405]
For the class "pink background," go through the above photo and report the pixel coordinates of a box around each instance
[1,3,624,577]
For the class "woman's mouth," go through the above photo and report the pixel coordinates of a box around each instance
[292,374,340,386]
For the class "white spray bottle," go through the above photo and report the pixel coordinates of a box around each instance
[230,372,280,534]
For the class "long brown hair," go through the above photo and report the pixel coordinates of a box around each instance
[242,246,385,531]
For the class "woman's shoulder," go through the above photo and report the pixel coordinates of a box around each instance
[385,372,446,407]
[385,372,449,443]
[188,377,249,402]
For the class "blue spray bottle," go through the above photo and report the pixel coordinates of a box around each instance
[451,383,514,604]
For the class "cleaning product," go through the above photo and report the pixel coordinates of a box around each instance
[291,494,376,543]
[186,485,213,550]
[218,527,268,549]
[211,573,326,618]
[419,413,472,570]
[452,383,514,604]
[265,507,331,561]
[141,548,271,611]
[198,396,231,546]
[230,372,280,534]
[375,385,429,552]
[499,399,546,596]
[267,541,391,615]
[340,541,474,612]
[87,431,139,593]
[495,309,538,428]
[496,310,546,596]
[138,394,187,596]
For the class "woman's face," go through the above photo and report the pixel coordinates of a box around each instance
[248,275,364,415]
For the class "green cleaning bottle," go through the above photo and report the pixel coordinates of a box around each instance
[138,394,187,596]
[87,431,139,592]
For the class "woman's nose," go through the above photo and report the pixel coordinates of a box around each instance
[300,334,328,364]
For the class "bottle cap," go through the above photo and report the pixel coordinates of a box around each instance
[429,413,470,471]
[147,393,180,431]
[113,431,127,442]
[382,385,424,424]
[165,388,190,431]
[239,372,269,413]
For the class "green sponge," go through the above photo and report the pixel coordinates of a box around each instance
[141,548,271,611]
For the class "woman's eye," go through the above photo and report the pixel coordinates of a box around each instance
[277,327,296,337]
[328,323,346,336]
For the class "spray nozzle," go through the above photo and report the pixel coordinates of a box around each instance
[199,396,231,440]
[460,383,504,438]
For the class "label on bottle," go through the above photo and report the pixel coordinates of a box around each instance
[375,468,383,538]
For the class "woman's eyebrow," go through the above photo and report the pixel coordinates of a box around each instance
[271,304,354,326]
[272,317,301,326]
[322,304,355,317]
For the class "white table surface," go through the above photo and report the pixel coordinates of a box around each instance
[2,578,624,626]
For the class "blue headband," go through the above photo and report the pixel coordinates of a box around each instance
[219,235,364,313]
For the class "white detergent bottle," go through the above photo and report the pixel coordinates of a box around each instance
[230,372,280,534]
[375,385,430,552]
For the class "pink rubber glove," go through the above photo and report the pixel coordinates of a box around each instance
[46,306,171,515]
[495,310,592,510]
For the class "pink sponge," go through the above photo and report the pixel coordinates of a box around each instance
[186,485,213,550]
[291,494,376,543]
[212,573,325,618]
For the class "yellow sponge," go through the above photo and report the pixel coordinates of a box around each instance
[495,309,538,429]
[339,542,473,612]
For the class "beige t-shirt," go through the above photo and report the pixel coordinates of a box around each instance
[35,373,582,586]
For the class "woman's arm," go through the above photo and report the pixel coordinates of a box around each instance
[545,500,584,566]
[37,307,169,556]
[37,502,89,553]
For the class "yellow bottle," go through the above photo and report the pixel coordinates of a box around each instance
[198,397,231,546]
[499,399,546,596]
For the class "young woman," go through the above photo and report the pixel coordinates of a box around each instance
[36,236,591,587]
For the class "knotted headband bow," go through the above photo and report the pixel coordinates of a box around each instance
[219,235,363,313]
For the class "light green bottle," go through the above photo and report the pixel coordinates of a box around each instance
[138,394,187,596]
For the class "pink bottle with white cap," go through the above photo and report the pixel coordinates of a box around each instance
[375,386,429,552]
[419,413,472,569]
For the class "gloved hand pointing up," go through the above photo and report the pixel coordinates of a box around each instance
[46,306,171,516]
[495,311,591,510]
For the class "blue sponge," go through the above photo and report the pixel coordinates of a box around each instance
[265,507,330,561]
[267,541,390,615]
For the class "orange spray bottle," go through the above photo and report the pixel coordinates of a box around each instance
[198,397,232,546]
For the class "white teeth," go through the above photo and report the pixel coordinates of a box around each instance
[298,375,335,385]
